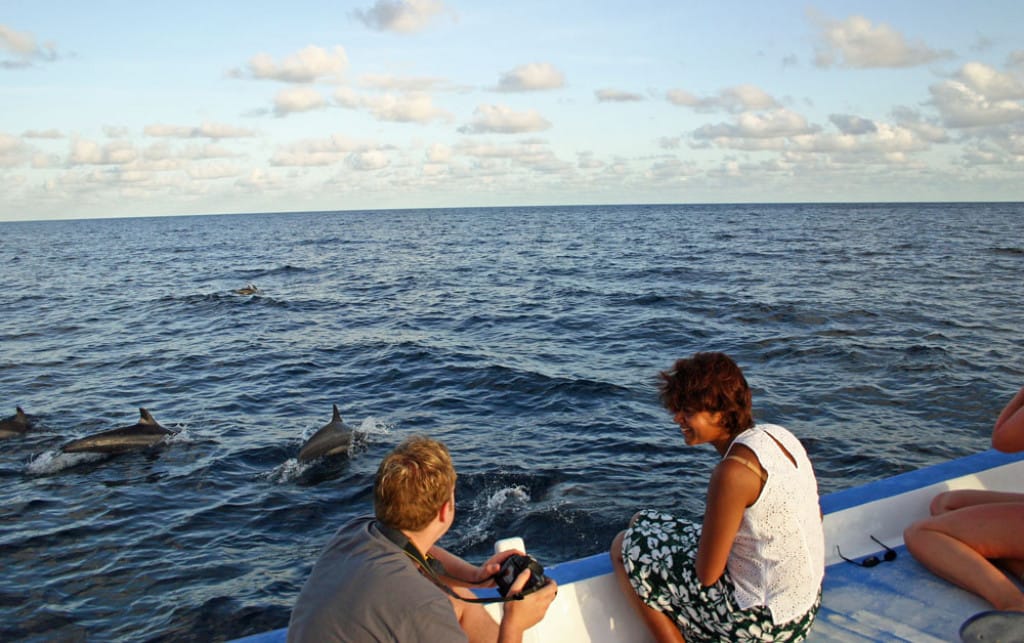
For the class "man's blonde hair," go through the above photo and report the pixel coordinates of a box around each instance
[374,435,457,531]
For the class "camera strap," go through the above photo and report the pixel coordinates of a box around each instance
[373,521,521,604]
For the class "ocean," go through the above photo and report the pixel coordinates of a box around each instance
[0,202,1021,641]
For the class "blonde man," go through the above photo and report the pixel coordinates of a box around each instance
[288,435,556,642]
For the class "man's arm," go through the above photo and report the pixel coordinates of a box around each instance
[428,545,522,587]
[497,570,558,643]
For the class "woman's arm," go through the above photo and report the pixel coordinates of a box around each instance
[992,385,1024,453]
[695,444,764,586]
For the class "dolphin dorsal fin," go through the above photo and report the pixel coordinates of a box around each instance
[138,408,156,425]
[16,406,26,418]
[332,404,342,422]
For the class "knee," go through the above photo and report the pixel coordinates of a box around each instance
[929,491,957,515]
[610,531,625,566]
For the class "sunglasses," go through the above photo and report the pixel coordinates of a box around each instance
[836,535,897,568]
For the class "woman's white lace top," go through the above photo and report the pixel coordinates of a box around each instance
[725,424,825,624]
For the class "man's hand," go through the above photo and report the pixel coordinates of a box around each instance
[498,568,558,643]
[474,549,525,586]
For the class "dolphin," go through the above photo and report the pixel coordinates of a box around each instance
[0,406,33,439]
[298,404,353,463]
[62,408,175,454]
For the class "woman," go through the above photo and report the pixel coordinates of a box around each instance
[610,352,824,642]
[904,384,1024,639]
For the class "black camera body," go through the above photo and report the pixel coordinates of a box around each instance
[494,554,548,598]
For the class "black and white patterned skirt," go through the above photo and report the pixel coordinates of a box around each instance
[621,509,819,642]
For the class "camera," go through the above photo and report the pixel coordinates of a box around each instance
[493,554,549,598]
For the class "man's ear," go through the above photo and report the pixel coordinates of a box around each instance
[438,497,454,523]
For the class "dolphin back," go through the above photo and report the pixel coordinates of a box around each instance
[297,405,352,462]
[61,408,173,454]
[0,406,32,438]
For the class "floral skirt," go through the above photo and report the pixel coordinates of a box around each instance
[621,510,820,642]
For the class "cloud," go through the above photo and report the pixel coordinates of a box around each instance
[1,24,60,68]
[359,73,452,92]
[144,122,257,139]
[273,86,328,117]
[647,158,698,181]
[22,129,63,139]
[811,13,952,68]
[230,45,348,83]
[458,104,552,134]
[68,139,138,166]
[496,63,565,92]
[667,84,779,113]
[954,62,1024,101]
[1009,50,1024,73]
[930,80,1024,128]
[454,139,571,174]
[271,134,381,166]
[346,150,390,171]
[577,151,605,169]
[693,108,819,141]
[334,87,452,123]
[788,123,931,159]
[595,88,645,103]
[0,132,28,167]
[425,143,451,163]
[829,114,878,135]
[351,0,451,33]
[186,163,240,180]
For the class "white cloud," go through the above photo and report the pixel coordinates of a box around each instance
[811,13,952,68]
[274,86,328,117]
[346,150,390,170]
[930,80,1024,128]
[186,163,240,180]
[351,0,451,33]
[955,62,1024,101]
[232,45,348,83]
[0,24,59,68]
[458,104,551,134]
[0,132,27,167]
[1009,51,1024,73]
[22,129,63,139]
[359,74,451,92]
[693,108,819,140]
[647,158,698,181]
[144,122,257,139]
[68,139,137,165]
[271,134,380,166]
[425,143,451,163]
[595,88,645,103]
[496,63,565,92]
[667,84,779,113]
[829,114,878,135]
[334,88,452,123]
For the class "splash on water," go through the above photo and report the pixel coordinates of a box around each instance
[25,450,106,475]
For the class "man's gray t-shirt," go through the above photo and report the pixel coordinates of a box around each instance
[287,515,468,642]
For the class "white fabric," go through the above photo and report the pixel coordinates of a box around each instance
[724,424,825,624]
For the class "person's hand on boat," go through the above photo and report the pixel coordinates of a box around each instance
[498,567,558,640]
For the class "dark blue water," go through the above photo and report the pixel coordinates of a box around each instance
[1,203,1021,641]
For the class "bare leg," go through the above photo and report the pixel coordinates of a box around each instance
[929,491,1024,582]
[449,586,498,642]
[930,490,1024,515]
[611,530,686,643]
[904,502,1024,611]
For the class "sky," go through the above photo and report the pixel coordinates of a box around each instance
[2,1,1023,221]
